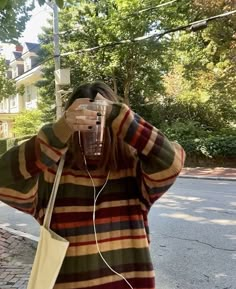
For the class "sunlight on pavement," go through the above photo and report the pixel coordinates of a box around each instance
[159,213,236,225]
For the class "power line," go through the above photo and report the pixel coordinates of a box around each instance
[59,0,178,35]
[11,8,236,72]
[60,9,236,57]
[127,0,178,15]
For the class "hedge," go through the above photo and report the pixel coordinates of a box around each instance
[0,135,33,156]
[178,135,236,158]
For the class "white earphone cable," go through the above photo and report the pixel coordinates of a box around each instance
[83,156,134,289]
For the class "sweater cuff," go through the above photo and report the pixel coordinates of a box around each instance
[52,115,74,144]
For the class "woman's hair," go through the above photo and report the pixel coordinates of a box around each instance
[64,81,135,171]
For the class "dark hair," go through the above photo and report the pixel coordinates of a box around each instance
[64,81,135,171]
[65,81,118,109]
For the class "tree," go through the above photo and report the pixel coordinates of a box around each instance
[0,0,65,10]
[161,0,236,128]
[0,0,33,43]
[12,109,43,137]
[0,0,66,43]
[0,57,16,101]
[38,0,190,122]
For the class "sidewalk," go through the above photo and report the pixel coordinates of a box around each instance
[0,228,36,289]
[180,166,236,181]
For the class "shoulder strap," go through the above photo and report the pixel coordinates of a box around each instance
[43,155,65,230]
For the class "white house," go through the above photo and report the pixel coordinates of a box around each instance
[0,42,42,138]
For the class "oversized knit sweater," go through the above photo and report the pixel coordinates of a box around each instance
[0,103,185,289]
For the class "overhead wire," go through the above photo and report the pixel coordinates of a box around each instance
[10,8,236,70]
[60,9,236,57]
[9,0,177,62]
[59,0,178,35]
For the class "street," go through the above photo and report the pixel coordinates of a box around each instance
[150,178,236,289]
[0,178,236,289]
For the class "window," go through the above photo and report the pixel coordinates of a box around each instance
[10,95,16,107]
[25,86,32,102]
[24,57,31,71]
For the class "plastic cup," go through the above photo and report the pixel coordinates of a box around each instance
[78,100,107,158]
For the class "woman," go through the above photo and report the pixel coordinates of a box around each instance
[0,81,185,289]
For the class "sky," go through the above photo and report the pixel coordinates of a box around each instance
[19,3,51,44]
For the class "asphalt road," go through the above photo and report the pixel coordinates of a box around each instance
[0,178,235,289]
[150,178,236,289]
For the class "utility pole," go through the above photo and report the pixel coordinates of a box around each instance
[52,1,62,120]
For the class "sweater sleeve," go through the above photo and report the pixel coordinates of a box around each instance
[0,117,72,216]
[108,103,186,207]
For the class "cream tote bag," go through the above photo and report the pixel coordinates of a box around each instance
[27,155,69,289]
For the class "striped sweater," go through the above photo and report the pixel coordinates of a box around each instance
[0,103,185,289]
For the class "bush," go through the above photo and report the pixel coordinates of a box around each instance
[12,109,43,137]
[162,121,209,141]
[162,121,236,162]
[177,135,236,158]
[0,135,33,156]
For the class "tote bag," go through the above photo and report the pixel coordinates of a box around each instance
[27,155,69,289]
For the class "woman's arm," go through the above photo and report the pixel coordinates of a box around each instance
[108,103,186,208]
[0,117,72,216]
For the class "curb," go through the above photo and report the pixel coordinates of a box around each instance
[0,224,39,242]
[179,175,236,181]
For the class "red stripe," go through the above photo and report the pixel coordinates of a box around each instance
[36,159,48,171]
[70,234,147,246]
[38,138,62,156]
[143,170,179,183]
[117,109,131,137]
[135,121,153,152]
[129,119,144,147]
[52,205,141,223]
[74,277,155,289]
[47,168,109,179]
[51,215,141,229]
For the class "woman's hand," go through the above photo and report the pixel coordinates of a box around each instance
[94,93,113,122]
[63,98,99,132]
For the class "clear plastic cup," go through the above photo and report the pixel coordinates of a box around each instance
[78,100,107,158]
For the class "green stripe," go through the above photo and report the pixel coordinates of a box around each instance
[60,247,151,274]
[140,138,175,174]
[106,103,123,127]
[0,146,19,187]
[41,124,67,149]
[38,176,139,200]
[6,176,38,194]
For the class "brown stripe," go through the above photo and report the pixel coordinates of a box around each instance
[51,204,142,223]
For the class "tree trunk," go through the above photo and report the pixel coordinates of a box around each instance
[112,72,118,95]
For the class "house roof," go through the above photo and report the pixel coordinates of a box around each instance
[12,51,23,61]
[24,42,40,53]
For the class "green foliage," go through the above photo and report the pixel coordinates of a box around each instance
[12,109,43,137]
[36,0,236,165]
[38,0,185,121]
[0,135,33,156]
[162,121,236,158]
[0,57,16,101]
[0,0,33,42]
[0,0,65,10]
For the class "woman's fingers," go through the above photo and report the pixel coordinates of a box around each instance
[64,109,100,132]
[69,98,91,110]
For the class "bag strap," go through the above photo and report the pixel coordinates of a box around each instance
[43,154,65,230]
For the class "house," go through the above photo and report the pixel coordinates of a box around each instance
[0,42,42,138]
